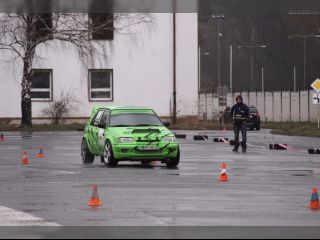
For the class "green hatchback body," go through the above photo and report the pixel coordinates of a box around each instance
[81,106,180,167]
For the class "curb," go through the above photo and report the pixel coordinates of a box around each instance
[308,149,320,154]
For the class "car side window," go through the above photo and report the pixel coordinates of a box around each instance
[100,110,110,128]
[91,110,105,127]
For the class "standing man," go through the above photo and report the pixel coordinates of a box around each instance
[231,95,249,152]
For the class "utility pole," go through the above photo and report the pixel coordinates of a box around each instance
[212,15,224,95]
[172,12,177,124]
[261,67,265,92]
[294,66,297,92]
[230,45,233,92]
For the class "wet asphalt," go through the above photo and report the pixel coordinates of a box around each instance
[0,130,319,226]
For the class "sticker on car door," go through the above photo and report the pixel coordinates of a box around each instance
[98,129,105,145]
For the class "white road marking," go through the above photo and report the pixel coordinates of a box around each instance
[0,147,21,150]
[0,206,60,226]
[61,154,79,156]
[54,147,79,150]
[53,170,78,175]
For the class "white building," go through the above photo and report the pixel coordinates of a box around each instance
[0,13,198,124]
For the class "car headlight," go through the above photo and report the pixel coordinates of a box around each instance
[118,137,134,143]
[162,136,176,143]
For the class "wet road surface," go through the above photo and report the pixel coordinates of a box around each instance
[0,130,319,226]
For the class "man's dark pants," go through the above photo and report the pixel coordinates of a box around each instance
[234,123,247,150]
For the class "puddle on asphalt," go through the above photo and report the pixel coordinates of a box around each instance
[168,172,213,176]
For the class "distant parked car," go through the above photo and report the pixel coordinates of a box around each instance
[222,105,261,131]
[247,106,261,131]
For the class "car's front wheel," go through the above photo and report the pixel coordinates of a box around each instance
[103,141,118,168]
[166,148,180,168]
[81,138,95,165]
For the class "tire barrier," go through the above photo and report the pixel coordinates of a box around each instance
[213,137,229,143]
[269,143,289,150]
[229,140,243,146]
[174,134,187,139]
[194,135,209,141]
[308,149,320,154]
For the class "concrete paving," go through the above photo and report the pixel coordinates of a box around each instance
[0,130,319,226]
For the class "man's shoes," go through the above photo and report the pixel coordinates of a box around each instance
[242,149,247,153]
[233,148,239,152]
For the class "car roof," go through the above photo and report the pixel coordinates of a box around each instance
[91,106,156,115]
[95,106,154,111]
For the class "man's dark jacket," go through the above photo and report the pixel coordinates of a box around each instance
[231,97,249,125]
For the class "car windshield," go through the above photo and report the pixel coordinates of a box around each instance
[249,108,258,113]
[110,113,163,127]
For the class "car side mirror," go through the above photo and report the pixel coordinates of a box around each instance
[163,122,170,128]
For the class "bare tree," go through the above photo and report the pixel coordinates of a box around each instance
[0,13,154,127]
[41,88,79,125]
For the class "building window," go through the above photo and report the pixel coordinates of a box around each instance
[89,70,113,101]
[35,13,53,40]
[31,69,53,101]
[89,14,114,40]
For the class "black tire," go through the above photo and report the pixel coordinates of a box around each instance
[103,141,118,168]
[166,148,180,168]
[256,124,261,131]
[81,138,95,165]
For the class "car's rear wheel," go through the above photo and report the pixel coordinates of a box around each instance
[81,139,95,165]
[103,141,118,168]
[166,148,180,168]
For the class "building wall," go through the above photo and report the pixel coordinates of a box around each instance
[0,13,198,121]
[176,13,198,116]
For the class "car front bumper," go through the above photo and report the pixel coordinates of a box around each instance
[112,142,179,160]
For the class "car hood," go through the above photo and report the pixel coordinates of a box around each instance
[108,126,174,139]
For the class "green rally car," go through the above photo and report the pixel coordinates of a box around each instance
[81,106,180,168]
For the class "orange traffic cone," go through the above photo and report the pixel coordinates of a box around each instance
[0,133,4,143]
[36,148,45,158]
[219,163,229,182]
[308,187,320,210]
[88,185,102,207]
[21,151,29,165]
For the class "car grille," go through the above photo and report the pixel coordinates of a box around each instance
[136,137,160,143]
[135,150,163,154]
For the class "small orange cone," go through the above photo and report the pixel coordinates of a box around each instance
[0,133,4,143]
[36,148,45,158]
[21,151,29,165]
[88,185,102,207]
[308,187,320,210]
[219,163,229,182]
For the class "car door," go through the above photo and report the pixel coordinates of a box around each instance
[89,109,105,154]
[96,109,111,153]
